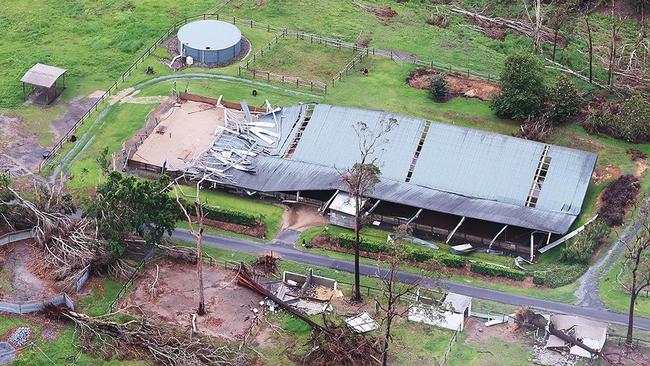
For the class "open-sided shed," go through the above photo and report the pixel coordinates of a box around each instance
[21,63,67,104]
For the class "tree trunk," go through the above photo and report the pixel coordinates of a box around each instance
[627,291,637,345]
[197,225,206,316]
[353,203,362,302]
[382,315,392,366]
[585,17,593,84]
[552,29,559,61]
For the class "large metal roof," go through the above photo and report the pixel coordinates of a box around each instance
[20,63,66,88]
[195,103,597,234]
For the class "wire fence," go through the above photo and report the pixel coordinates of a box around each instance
[0,293,75,314]
[39,12,500,173]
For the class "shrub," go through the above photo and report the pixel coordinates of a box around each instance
[182,200,259,227]
[470,262,526,281]
[429,74,449,102]
[438,253,468,268]
[560,218,609,264]
[491,52,546,119]
[337,234,388,254]
[585,95,650,143]
[532,272,546,286]
[543,264,588,288]
[598,175,640,226]
[545,74,580,124]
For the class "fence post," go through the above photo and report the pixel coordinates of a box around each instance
[251,19,253,28]
[267,72,270,81]
[238,66,241,76]
[390,50,393,60]
[467,69,470,77]
[253,70,256,79]
[296,79,299,88]
[310,81,313,90]
[217,13,219,20]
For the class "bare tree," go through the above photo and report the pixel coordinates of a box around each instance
[174,181,207,316]
[341,118,397,302]
[608,0,619,89]
[375,225,421,366]
[586,16,594,84]
[619,209,650,345]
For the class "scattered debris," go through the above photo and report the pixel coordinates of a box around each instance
[354,1,398,18]
[426,9,449,28]
[251,252,279,276]
[7,327,32,347]
[514,115,554,142]
[627,148,647,161]
[345,312,380,333]
[545,315,607,359]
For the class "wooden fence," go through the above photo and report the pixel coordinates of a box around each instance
[332,51,368,86]
[438,324,462,366]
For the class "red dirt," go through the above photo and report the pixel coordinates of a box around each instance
[120,260,264,341]
[592,165,622,184]
[282,204,329,232]
[407,68,500,101]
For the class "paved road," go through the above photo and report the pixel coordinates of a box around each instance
[171,229,650,330]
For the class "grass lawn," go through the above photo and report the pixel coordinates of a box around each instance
[175,185,285,241]
[447,331,533,366]
[250,37,357,83]
[600,257,650,318]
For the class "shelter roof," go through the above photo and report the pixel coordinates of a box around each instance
[21,64,66,88]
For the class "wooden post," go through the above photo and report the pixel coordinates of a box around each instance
[296,79,299,88]
[250,20,253,28]
[310,81,313,90]
[238,66,241,76]
[267,24,270,32]
[267,72,270,81]
[390,50,393,59]
[253,70,256,79]
[233,16,236,24]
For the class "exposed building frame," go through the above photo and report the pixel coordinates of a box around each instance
[488,225,508,250]
[446,216,466,244]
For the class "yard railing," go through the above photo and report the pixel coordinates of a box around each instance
[39,12,500,173]
[0,293,74,314]
[331,51,368,87]
[0,229,34,248]
[439,324,462,366]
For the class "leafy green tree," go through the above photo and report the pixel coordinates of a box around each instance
[491,53,546,119]
[86,172,181,256]
[560,218,609,264]
[546,74,580,124]
[616,95,650,143]
[429,74,449,102]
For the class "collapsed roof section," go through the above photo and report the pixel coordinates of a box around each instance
[187,103,597,234]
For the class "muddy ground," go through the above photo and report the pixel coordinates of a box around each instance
[0,95,99,176]
[0,241,56,302]
[282,204,329,232]
[121,260,264,340]
[407,68,500,101]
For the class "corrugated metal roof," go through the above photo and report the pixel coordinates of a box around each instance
[20,64,66,88]
[199,103,597,234]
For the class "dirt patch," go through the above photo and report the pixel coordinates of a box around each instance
[282,204,329,232]
[0,241,57,301]
[407,68,500,101]
[592,165,622,184]
[252,0,268,9]
[121,260,264,340]
[634,159,650,177]
[464,317,519,343]
[602,340,650,365]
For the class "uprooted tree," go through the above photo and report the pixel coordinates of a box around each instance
[341,118,398,302]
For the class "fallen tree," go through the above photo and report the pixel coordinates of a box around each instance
[45,305,246,366]
[451,7,561,45]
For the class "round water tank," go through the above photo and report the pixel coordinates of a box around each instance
[177,20,242,66]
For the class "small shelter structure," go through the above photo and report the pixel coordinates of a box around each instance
[545,315,607,358]
[21,63,67,104]
[408,291,472,331]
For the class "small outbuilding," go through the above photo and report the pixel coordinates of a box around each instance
[408,291,472,332]
[21,63,67,105]
[545,315,607,358]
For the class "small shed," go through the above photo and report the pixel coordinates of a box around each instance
[545,315,607,358]
[21,63,67,104]
[327,191,366,229]
[408,292,472,332]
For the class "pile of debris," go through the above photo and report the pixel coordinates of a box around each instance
[354,1,398,18]
[268,269,342,315]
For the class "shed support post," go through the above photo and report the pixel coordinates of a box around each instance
[364,200,382,217]
[296,191,300,203]
[488,225,508,250]
[406,208,423,227]
[546,232,552,246]
[446,216,466,244]
[320,190,339,214]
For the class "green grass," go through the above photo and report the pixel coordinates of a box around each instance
[251,38,357,83]
[78,278,125,316]
[447,332,533,366]
[65,102,159,194]
[600,257,650,318]
[175,185,284,240]
[0,314,144,365]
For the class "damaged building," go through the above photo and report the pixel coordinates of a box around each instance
[129,95,597,260]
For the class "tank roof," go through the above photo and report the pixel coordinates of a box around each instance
[177,20,242,51]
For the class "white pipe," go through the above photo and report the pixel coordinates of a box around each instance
[446,216,466,244]
[488,225,508,250]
